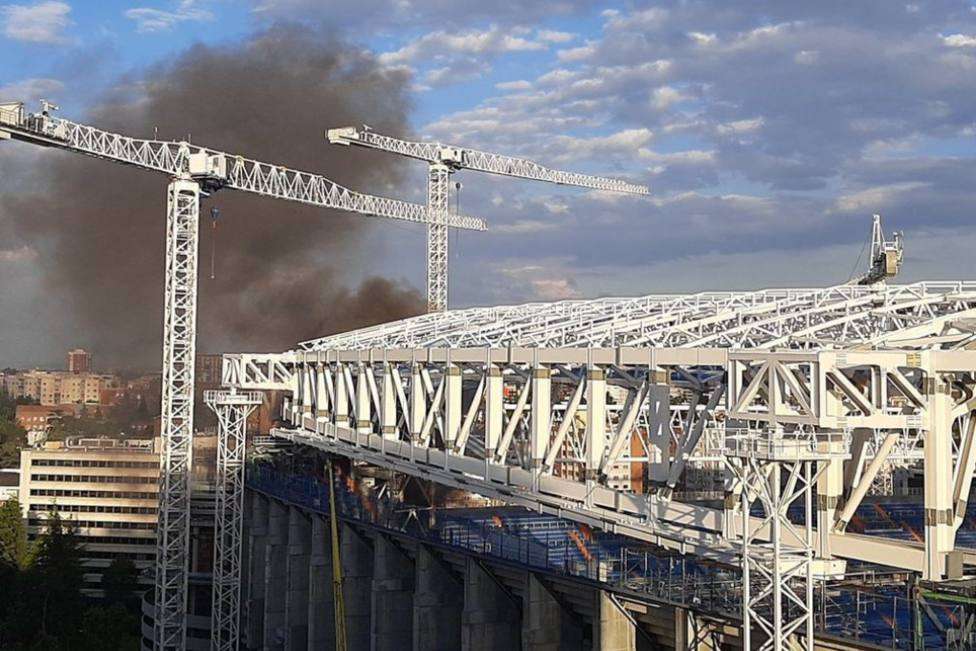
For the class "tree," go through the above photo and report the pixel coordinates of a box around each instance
[25,512,85,642]
[0,498,30,569]
[102,556,140,610]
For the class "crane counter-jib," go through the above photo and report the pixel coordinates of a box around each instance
[0,102,487,231]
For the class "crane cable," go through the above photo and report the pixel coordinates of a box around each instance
[327,459,348,651]
[209,207,219,280]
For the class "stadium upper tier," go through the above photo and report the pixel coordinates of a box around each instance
[300,281,976,352]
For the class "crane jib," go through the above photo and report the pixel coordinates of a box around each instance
[0,103,487,232]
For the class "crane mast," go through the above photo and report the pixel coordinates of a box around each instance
[0,100,485,651]
[328,125,649,312]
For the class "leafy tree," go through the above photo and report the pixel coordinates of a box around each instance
[0,498,30,569]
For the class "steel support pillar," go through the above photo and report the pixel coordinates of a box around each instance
[924,373,956,580]
[207,389,262,651]
[154,177,201,651]
[727,434,840,651]
[426,163,450,313]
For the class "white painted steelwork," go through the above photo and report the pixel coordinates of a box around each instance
[0,101,485,649]
[222,278,976,649]
[327,125,648,312]
[206,390,262,651]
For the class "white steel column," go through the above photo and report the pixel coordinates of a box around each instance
[726,434,841,651]
[426,163,450,313]
[154,178,201,651]
[207,389,262,651]
[925,372,955,580]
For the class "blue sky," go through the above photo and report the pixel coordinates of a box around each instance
[1,1,975,366]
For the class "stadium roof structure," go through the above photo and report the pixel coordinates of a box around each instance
[300,280,976,352]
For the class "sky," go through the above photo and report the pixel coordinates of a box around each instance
[0,0,975,368]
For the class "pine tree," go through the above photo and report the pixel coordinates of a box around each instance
[0,498,29,569]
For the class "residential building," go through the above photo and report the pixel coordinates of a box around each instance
[67,348,92,374]
[4,370,119,406]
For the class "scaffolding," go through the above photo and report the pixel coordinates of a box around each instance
[726,432,848,651]
[207,389,262,651]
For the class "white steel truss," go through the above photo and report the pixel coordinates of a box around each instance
[725,433,845,651]
[327,126,650,195]
[427,164,450,313]
[206,390,262,651]
[300,281,976,351]
[326,125,648,312]
[0,102,487,231]
[155,178,201,651]
[0,101,487,647]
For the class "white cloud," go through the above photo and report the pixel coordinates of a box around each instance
[496,79,532,91]
[0,77,63,102]
[651,85,686,110]
[537,29,574,43]
[1,1,70,44]
[556,41,595,62]
[941,33,976,48]
[716,117,764,135]
[833,182,928,212]
[125,0,213,33]
[379,25,545,67]
[687,31,716,45]
[493,219,558,234]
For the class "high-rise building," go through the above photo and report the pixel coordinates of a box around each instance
[67,348,92,374]
[18,437,160,596]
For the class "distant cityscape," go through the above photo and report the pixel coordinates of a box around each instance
[0,347,282,635]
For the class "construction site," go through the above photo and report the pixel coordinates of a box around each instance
[3,96,976,651]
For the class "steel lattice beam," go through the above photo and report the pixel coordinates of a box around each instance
[154,179,200,651]
[206,390,262,651]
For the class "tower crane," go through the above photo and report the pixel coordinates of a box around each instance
[855,214,904,285]
[327,126,649,312]
[0,100,486,651]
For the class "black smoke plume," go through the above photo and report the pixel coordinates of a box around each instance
[5,25,423,369]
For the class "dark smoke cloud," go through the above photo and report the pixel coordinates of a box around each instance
[5,24,424,369]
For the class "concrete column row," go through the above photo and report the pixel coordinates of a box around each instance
[243,494,646,651]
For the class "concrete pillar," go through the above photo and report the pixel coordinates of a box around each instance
[308,515,335,650]
[595,591,635,651]
[413,545,462,651]
[461,558,521,651]
[264,499,289,650]
[522,573,583,650]
[245,492,269,649]
[371,534,415,650]
[341,523,373,651]
[285,507,311,650]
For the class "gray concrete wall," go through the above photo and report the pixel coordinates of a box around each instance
[370,534,415,651]
[461,558,521,651]
[307,514,335,650]
[413,545,462,651]
[244,489,769,651]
